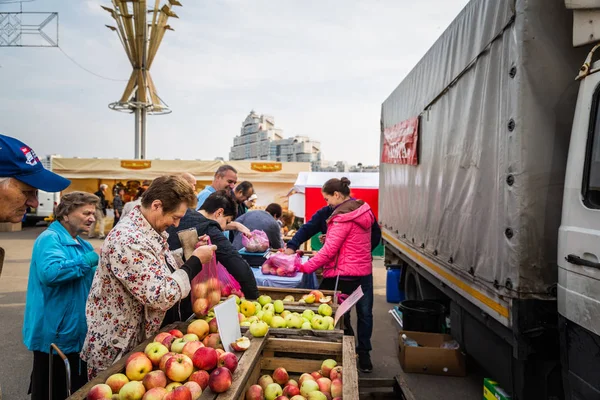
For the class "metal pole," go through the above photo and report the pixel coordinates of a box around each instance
[134,107,141,159]
[141,107,147,159]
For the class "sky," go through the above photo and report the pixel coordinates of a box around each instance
[0,0,469,165]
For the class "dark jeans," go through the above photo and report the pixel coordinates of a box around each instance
[29,351,87,400]
[320,274,374,353]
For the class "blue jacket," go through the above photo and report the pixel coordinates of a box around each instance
[286,204,382,252]
[23,221,99,354]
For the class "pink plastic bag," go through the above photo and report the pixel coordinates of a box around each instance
[261,252,302,277]
[242,230,270,252]
[191,253,221,317]
[217,262,243,298]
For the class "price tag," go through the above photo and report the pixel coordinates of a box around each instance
[333,285,364,327]
[214,297,241,352]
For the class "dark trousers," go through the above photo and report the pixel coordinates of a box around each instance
[113,215,120,228]
[320,274,374,353]
[29,351,87,400]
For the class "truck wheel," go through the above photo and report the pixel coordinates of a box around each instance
[404,266,421,300]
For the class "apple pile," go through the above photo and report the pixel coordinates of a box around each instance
[245,359,343,400]
[191,277,222,317]
[86,320,250,400]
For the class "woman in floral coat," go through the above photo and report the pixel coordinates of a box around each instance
[80,176,216,379]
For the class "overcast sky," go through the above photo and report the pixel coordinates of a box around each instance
[0,0,469,165]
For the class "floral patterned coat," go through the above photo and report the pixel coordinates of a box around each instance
[80,206,190,379]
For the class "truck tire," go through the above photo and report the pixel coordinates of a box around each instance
[404,265,446,301]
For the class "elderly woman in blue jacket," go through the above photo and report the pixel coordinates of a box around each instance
[23,191,100,400]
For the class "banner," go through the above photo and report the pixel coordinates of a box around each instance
[381,117,419,165]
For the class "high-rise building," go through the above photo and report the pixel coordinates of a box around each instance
[229,111,322,166]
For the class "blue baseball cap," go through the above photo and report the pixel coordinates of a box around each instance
[0,134,70,192]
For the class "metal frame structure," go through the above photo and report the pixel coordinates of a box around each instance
[0,11,58,47]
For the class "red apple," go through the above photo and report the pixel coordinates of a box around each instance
[183,381,202,400]
[142,370,167,390]
[161,334,177,349]
[142,387,168,400]
[192,346,218,371]
[218,352,238,373]
[310,371,322,380]
[187,319,209,340]
[118,381,146,399]
[182,341,204,360]
[282,384,300,397]
[203,333,223,350]
[125,352,146,365]
[330,379,342,398]
[230,336,251,352]
[208,318,219,333]
[166,382,182,392]
[286,380,298,388]
[169,329,184,338]
[320,359,337,378]
[208,367,232,393]
[188,370,210,390]
[259,374,274,390]
[245,384,264,400]
[154,332,171,344]
[329,366,342,381]
[144,342,170,366]
[272,367,289,386]
[159,352,177,371]
[87,383,112,399]
[163,385,192,400]
[105,373,129,394]
[165,354,194,382]
[316,377,331,394]
[215,348,225,356]
[125,354,153,381]
[275,397,290,400]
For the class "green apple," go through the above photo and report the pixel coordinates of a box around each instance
[263,303,275,313]
[273,300,285,314]
[280,310,291,319]
[240,321,251,327]
[270,316,286,328]
[311,315,329,330]
[304,294,316,304]
[228,294,241,305]
[323,316,334,327]
[301,321,312,330]
[256,311,265,321]
[252,301,262,314]
[283,295,295,302]
[249,321,269,337]
[258,295,272,306]
[261,311,274,326]
[318,304,333,317]
[285,314,303,329]
[247,316,259,324]
[302,310,315,321]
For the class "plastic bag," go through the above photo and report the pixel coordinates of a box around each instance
[217,262,243,298]
[191,252,221,317]
[242,230,270,252]
[261,252,302,277]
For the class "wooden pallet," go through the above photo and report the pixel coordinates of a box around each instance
[200,334,359,400]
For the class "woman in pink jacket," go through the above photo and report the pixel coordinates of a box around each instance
[300,177,375,373]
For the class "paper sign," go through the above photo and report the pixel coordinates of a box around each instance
[333,285,364,327]
[214,297,241,353]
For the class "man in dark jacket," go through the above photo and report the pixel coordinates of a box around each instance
[285,203,382,254]
[164,190,260,324]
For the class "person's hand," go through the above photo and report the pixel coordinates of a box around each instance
[284,248,296,255]
[319,234,326,244]
[237,223,251,237]
[192,244,217,264]
[195,234,210,248]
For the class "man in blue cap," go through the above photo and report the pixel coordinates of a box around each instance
[0,134,71,223]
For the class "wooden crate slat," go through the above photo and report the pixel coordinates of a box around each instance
[260,356,323,374]
[342,335,359,399]
[264,337,342,354]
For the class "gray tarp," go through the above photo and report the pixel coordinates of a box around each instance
[380,0,588,301]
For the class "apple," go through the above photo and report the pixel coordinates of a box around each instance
[208,290,221,306]
[142,370,167,390]
[252,301,262,313]
[161,335,177,349]
[302,310,315,321]
[187,319,210,340]
[272,367,289,385]
[282,384,300,397]
[316,378,331,394]
[206,318,219,334]
[265,383,283,400]
[208,367,232,393]
[170,338,188,353]
[144,342,170,366]
[329,367,342,381]
[307,392,327,400]
[249,321,269,337]
[183,382,202,400]
[245,384,264,400]
[228,294,241,304]
[142,387,168,400]
[216,348,226,356]
[87,383,112,399]
[261,311,274,325]
[118,381,146,400]
[280,310,291,319]
[240,300,257,317]
[238,312,246,323]
[247,316,260,324]
[165,382,183,392]
[258,374,274,390]
[283,295,295,302]
[330,379,342,398]
[126,352,146,365]
[323,317,334,330]
[320,360,337,377]
[310,371,322,380]
[301,321,312,330]
[304,294,315,304]
[125,354,153,381]
[188,370,210,390]
[270,316,286,328]
[169,329,184,338]
[230,336,251,351]
[193,282,208,298]
[299,373,315,386]
[182,333,199,342]
[182,341,204,359]
[105,373,129,394]
[159,352,176,371]
[300,380,320,397]
[311,316,329,330]
[192,346,218,370]
[241,321,252,327]
[285,314,303,329]
[317,304,332,317]
[258,295,272,306]
[192,298,210,316]
[263,303,275,313]
[154,332,171,344]
[310,290,324,302]
[203,333,223,349]
[218,351,238,373]
[287,379,299,388]
[256,311,265,321]
[275,396,291,400]
[163,385,192,400]
[273,300,285,314]
[319,296,332,304]
[165,354,194,382]
[290,396,307,400]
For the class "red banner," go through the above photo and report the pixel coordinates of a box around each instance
[381,117,419,165]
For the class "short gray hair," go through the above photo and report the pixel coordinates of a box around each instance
[215,165,237,177]
[99,184,108,190]
[55,192,100,221]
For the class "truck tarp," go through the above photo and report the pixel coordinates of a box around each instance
[380,0,587,299]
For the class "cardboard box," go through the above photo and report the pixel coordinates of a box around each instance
[484,378,511,400]
[398,330,466,376]
[0,222,21,232]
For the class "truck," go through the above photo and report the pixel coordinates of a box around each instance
[24,189,59,224]
[380,1,600,399]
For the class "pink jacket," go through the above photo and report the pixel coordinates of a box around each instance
[301,201,374,278]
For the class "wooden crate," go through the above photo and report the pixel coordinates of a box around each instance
[256,286,336,303]
[203,335,359,400]
[242,326,345,342]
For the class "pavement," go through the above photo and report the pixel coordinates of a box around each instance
[0,226,485,399]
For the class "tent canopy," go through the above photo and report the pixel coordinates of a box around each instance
[293,172,380,193]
